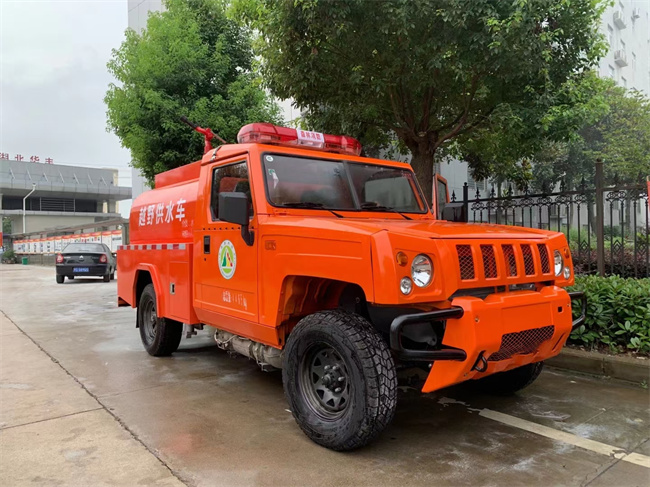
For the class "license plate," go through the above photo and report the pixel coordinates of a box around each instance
[73,267,89,272]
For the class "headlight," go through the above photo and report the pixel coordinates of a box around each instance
[563,267,571,279]
[411,254,433,288]
[400,277,413,295]
[554,250,564,276]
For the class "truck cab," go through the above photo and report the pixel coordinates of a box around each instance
[118,123,585,451]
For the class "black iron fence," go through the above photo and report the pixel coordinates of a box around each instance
[457,163,649,278]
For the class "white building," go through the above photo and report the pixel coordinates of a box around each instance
[0,158,131,235]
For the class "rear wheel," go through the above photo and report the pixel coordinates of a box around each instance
[56,275,64,284]
[102,272,110,282]
[283,310,397,451]
[137,284,182,356]
[471,361,544,395]
[67,275,75,280]
[109,268,115,280]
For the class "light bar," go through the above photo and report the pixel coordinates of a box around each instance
[237,123,362,156]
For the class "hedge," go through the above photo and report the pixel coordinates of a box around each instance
[568,275,650,355]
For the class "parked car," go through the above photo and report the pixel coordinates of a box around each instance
[56,243,116,283]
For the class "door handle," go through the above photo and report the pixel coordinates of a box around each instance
[203,235,210,254]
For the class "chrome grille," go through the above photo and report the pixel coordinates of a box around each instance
[488,326,555,361]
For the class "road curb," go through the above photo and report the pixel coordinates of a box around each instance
[547,348,650,383]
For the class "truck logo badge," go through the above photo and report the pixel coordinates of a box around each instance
[218,240,236,279]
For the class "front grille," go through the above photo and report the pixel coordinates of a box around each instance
[537,244,550,274]
[488,325,555,361]
[502,244,517,277]
[480,245,497,278]
[457,245,475,280]
[521,245,535,275]
[456,241,552,282]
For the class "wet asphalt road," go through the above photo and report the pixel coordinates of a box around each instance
[1,264,649,487]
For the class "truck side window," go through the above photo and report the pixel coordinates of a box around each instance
[210,161,252,221]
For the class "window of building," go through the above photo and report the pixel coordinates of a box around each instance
[618,1,624,13]
[632,52,636,70]
[210,161,252,221]
[621,76,627,87]
[609,65,616,79]
[620,39,626,51]
[607,25,614,47]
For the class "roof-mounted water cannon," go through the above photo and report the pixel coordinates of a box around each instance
[180,116,227,155]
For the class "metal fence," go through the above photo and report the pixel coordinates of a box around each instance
[457,163,649,278]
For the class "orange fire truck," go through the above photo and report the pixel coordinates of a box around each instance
[118,122,586,451]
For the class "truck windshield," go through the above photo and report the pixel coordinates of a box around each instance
[263,154,427,214]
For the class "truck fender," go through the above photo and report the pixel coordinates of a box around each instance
[134,264,166,317]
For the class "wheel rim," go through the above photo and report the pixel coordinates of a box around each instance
[299,344,352,420]
[142,299,157,345]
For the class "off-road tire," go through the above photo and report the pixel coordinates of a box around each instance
[56,275,64,284]
[283,309,397,451]
[138,284,182,356]
[471,361,544,395]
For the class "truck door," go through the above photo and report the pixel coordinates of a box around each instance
[194,158,258,324]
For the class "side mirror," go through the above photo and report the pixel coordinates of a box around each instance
[218,192,254,245]
[441,202,468,223]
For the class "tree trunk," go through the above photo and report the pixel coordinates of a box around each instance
[409,149,435,207]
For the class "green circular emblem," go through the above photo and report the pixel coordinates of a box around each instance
[218,240,237,279]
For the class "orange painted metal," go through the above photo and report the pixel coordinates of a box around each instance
[118,140,578,391]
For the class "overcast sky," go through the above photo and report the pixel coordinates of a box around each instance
[1,0,133,213]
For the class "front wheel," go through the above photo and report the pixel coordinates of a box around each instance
[471,361,544,395]
[137,284,182,356]
[283,310,397,451]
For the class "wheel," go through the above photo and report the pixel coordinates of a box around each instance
[110,268,115,280]
[68,275,75,280]
[137,284,182,356]
[471,361,544,395]
[56,275,64,284]
[103,272,110,282]
[283,310,397,451]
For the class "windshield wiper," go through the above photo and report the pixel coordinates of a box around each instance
[279,202,344,218]
[359,203,412,220]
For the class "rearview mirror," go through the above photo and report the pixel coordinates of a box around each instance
[218,192,254,245]
[441,202,468,223]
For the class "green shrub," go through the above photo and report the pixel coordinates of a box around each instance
[568,275,650,355]
[2,249,16,261]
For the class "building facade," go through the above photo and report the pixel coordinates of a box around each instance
[0,159,131,235]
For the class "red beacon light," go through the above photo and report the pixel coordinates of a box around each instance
[237,123,362,156]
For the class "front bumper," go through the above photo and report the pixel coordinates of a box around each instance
[389,287,586,392]
[56,264,108,277]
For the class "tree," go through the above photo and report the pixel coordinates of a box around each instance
[234,0,607,202]
[531,81,650,190]
[105,0,281,183]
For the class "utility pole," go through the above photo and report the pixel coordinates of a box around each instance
[23,183,36,235]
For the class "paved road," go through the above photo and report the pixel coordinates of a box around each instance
[1,264,649,487]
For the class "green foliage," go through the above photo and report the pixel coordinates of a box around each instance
[2,249,16,262]
[2,217,11,235]
[105,0,281,183]
[532,79,650,189]
[233,0,607,201]
[569,275,650,355]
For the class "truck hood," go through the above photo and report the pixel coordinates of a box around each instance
[322,218,554,240]
[263,215,556,240]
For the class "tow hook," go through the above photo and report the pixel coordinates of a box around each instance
[471,351,488,373]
